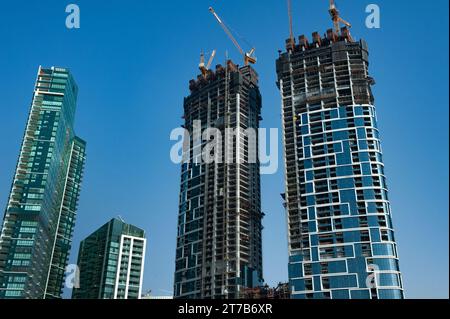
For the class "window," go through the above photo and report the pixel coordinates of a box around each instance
[304,278,313,291]
[381,230,390,241]
[359,216,368,227]
[361,244,371,257]
[361,230,370,242]
[322,277,330,289]
[5,290,21,297]
[7,283,24,289]
[16,240,34,246]
[19,227,36,233]
[304,263,312,276]
[378,216,387,227]
[302,249,311,261]
[320,262,329,274]
[13,253,31,260]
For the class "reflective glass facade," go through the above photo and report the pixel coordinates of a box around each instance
[72,218,146,299]
[0,67,86,299]
[276,31,404,299]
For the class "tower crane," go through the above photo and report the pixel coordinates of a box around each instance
[209,7,256,66]
[199,50,216,77]
[328,0,353,41]
[287,0,295,50]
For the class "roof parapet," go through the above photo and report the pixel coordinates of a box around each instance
[285,27,354,52]
[188,60,249,93]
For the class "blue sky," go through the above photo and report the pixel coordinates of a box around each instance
[0,0,448,299]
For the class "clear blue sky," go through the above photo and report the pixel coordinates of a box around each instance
[0,0,448,299]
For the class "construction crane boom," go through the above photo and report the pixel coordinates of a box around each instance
[209,7,256,66]
[206,50,216,69]
[328,0,353,41]
[209,7,244,55]
[199,50,216,77]
[287,0,295,50]
[338,17,351,28]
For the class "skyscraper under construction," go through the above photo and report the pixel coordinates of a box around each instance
[173,60,264,299]
[277,2,404,299]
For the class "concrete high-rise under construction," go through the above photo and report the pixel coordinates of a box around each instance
[174,60,264,299]
[276,6,404,298]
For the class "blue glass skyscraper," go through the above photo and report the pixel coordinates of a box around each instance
[0,67,86,299]
[276,24,404,298]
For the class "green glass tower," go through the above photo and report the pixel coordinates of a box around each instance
[72,218,147,299]
[0,66,86,299]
